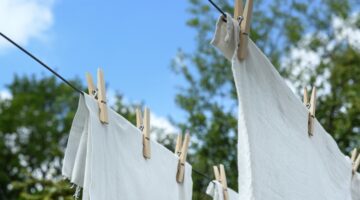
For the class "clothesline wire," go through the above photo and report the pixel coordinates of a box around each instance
[0,32,83,94]
[193,168,212,181]
[0,32,214,183]
[208,0,227,18]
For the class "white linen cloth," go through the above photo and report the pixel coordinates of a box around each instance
[206,181,239,200]
[352,173,360,200]
[62,94,193,200]
[211,13,354,200]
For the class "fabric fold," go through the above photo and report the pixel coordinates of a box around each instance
[62,94,193,200]
[211,13,239,61]
[212,14,354,200]
[352,173,360,200]
[206,181,239,200]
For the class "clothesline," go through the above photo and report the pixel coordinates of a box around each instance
[208,0,226,18]
[0,32,213,183]
[0,33,82,94]
[0,0,226,95]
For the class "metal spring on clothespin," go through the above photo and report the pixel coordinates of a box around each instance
[92,88,98,99]
[237,16,244,26]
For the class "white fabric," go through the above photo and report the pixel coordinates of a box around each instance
[352,173,360,200]
[212,14,354,200]
[206,181,239,200]
[62,94,193,200]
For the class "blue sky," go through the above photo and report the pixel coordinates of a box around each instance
[2,0,358,132]
[0,0,198,126]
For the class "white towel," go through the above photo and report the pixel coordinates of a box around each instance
[206,181,239,200]
[352,173,360,200]
[62,94,193,200]
[211,13,354,200]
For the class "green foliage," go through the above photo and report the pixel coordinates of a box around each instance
[0,1,359,199]
[0,75,138,199]
[0,75,81,199]
[173,0,360,197]
[11,179,74,200]
[316,46,360,150]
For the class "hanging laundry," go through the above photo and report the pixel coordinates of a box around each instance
[62,94,193,200]
[211,13,354,200]
[206,181,239,200]
[353,173,360,200]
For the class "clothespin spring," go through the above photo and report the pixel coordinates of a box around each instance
[92,88,98,99]
[237,16,250,37]
[139,125,144,132]
[237,16,244,26]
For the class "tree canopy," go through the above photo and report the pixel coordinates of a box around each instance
[0,75,142,199]
[0,0,359,199]
[172,0,360,198]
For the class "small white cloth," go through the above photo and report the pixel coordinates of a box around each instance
[206,181,239,200]
[352,173,360,200]
[62,94,193,200]
[212,13,355,200]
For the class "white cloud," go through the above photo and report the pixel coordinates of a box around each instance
[0,0,54,50]
[288,47,321,69]
[332,13,360,50]
[281,12,360,96]
[150,113,178,135]
[0,89,12,100]
[104,88,178,136]
[107,89,117,106]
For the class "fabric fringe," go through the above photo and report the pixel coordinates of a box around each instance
[73,185,81,199]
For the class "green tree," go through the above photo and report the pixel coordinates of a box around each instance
[172,0,360,198]
[0,75,139,199]
[0,75,81,199]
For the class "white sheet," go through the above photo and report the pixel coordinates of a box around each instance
[62,94,193,200]
[352,173,360,200]
[206,181,239,200]
[212,13,354,200]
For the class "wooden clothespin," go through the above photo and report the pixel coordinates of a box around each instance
[85,69,108,123]
[86,72,96,97]
[213,165,221,181]
[174,134,183,156]
[213,164,229,200]
[97,68,108,124]
[234,0,253,60]
[136,107,151,159]
[351,148,358,163]
[352,148,360,174]
[304,87,316,136]
[303,87,309,107]
[353,155,360,174]
[176,133,190,183]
